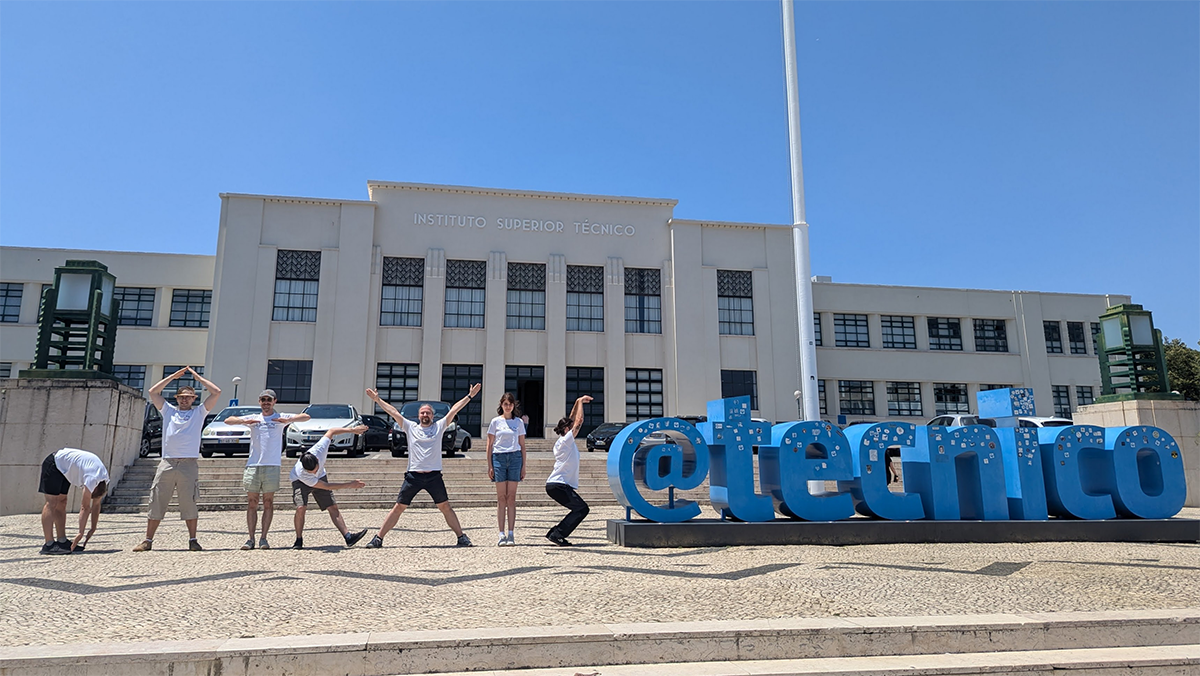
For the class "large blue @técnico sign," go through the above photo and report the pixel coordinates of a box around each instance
[606,389,1187,523]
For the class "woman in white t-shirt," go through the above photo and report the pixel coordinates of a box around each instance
[486,392,526,546]
[545,395,593,546]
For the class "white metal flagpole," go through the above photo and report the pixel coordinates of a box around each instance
[781,0,821,422]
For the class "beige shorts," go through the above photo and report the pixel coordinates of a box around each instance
[243,465,281,494]
[148,458,200,521]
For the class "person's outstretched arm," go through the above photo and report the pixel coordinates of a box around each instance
[71,487,102,551]
[570,395,593,437]
[187,367,222,410]
[444,383,481,426]
[366,389,406,426]
[147,367,187,410]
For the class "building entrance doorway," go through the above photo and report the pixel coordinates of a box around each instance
[504,365,544,438]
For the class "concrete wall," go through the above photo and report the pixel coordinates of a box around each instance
[0,378,144,516]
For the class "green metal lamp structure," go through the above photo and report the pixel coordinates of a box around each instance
[18,260,119,381]
[1095,303,1181,403]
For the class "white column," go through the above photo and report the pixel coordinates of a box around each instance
[545,254,567,434]
[483,252,508,409]
[418,248,446,401]
[604,257,626,423]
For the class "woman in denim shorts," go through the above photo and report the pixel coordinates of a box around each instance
[486,393,527,546]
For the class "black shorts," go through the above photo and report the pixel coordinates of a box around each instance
[39,454,71,496]
[397,471,449,505]
[292,479,335,511]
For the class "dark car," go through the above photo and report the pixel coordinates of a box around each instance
[359,414,393,452]
[140,403,162,458]
[585,422,627,452]
[389,401,459,458]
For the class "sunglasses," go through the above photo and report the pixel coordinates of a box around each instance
[259,397,275,402]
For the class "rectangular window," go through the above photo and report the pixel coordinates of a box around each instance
[161,365,205,399]
[933,383,969,414]
[624,268,662,334]
[566,367,605,436]
[973,318,1009,352]
[887,382,923,417]
[1091,322,1101,354]
[720,370,758,410]
[834,313,870,348]
[838,380,875,417]
[169,289,211,328]
[566,265,604,332]
[980,384,1012,391]
[1044,321,1063,353]
[1067,321,1087,355]
[266,360,312,404]
[112,365,146,392]
[881,315,917,349]
[1076,386,1094,407]
[818,379,827,415]
[928,317,963,351]
[442,364,483,436]
[626,368,664,420]
[113,287,155,326]
[1052,385,1072,418]
[717,270,754,336]
[380,257,424,327]
[375,363,419,415]
[0,283,22,323]
[813,313,822,347]
[506,262,546,330]
[444,260,487,328]
[0,362,11,379]
[272,250,321,322]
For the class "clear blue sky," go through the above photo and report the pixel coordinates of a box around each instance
[2,2,1196,343]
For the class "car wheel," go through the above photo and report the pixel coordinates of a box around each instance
[391,449,402,458]
[461,437,471,452]
[139,437,152,458]
[224,451,234,458]
[286,449,298,458]
[200,450,213,458]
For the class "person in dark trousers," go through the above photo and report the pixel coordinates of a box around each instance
[545,395,593,546]
[290,425,370,550]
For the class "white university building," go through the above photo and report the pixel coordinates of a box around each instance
[0,181,1127,438]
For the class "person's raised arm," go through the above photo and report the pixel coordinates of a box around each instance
[147,367,187,410]
[445,383,481,426]
[366,389,405,426]
[187,367,222,410]
[323,424,367,439]
[570,395,593,437]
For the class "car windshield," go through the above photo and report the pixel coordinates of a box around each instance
[400,401,450,421]
[1040,420,1073,427]
[215,407,261,422]
[591,423,626,436]
[303,405,355,419]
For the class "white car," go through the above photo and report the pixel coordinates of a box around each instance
[200,406,262,457]
[1017,416,1074,428]
[926,415,996,428]
[285,404,365,458]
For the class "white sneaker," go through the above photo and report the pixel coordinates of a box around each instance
[497,532,507,547]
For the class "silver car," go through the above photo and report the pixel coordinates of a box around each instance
[199,406,262,457]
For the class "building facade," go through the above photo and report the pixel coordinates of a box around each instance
[0,181,1127,437]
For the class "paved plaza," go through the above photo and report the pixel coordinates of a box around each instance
[1,506,1197,648]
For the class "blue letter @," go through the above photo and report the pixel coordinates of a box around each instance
[606,418,710,522]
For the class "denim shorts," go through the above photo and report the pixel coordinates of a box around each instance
[491,452,523,483]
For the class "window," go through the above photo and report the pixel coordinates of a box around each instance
[112,365,146,391]
[444,260,486,328]
[380,257,424,327]
[980,384,1012,391]
[1091,322,1101,354]
[0,283,22,323]
[813,313,822,347]
[1077,386,1094,407]
[717,270,754,336]
[0,362,11,379]
[1068,322,1087,354]
[566,367,605,436]
[838,381,875,416]
[720,370,758,410]
[834,314,870,348]
[1052,385,1072,418]
[375,363,419,414]
[168,289,211,328]
[266,360,312,404]
[624,268,661,334]
[928,317,963,351]
[507,262,546,330]
[818,379,827,415]
[626,369,663,420]
[933,383,969,414]
[973,319,1008,353]
[881,315,916,349]
[113,287,155,326]
[162,365,204,399]
[442,364,483,436]
[887,382,923,417]
[566,266,604,332]
[272,250,321,322]
[1044,321,1063,353]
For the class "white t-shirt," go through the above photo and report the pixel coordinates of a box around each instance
[54,448,110,492]
[547,431,580,489]
[404,417,448,472]
[487,415,526,454]
[245,412,287,467]
[289,437,330,487]
[160,401,212,459]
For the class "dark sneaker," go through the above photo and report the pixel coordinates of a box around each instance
[258,537,270,550]
[189,539,203,552]
[546,533,572,547]
[364,535,384,549]
[456,533,473,547]
[241,539,255,550]
[292,538,304,550]
[132,540,153,552]
[40,542,64,555]
[344,529,368,548]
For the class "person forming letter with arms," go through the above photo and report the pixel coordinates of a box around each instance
[545,395,593,546]
[290,425,370,549]
[38,448,109,554]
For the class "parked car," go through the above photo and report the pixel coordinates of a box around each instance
[926,415,997,428]
[199,406,262,457]
[359,414,393,452]
[1017,416,1074,428]
[586,422,627,451]
[453,427,472,453]
[286,404,365,457]
[389,401,460,458]
[140,403,163,458]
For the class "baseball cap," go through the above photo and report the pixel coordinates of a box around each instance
[259,389,277,400]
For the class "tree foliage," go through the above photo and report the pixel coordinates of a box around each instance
[1163,337,1200,401]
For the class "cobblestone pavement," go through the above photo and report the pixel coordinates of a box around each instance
[1,506,1196,647]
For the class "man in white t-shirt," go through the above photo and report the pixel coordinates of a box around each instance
[133,366,221,553]
[225,389,310,550]
[38,448,109,554]
[546,395,594,546]
[289,425,370,550]
[364,383,481,548]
